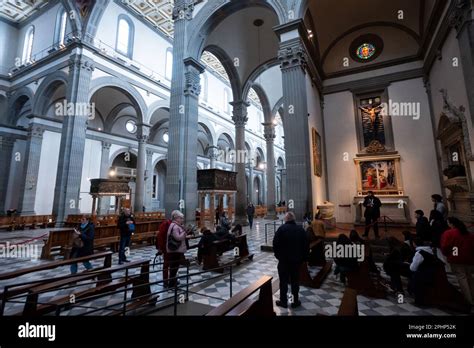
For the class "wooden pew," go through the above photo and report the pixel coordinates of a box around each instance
[299,239,333,289]
[202,234,254,273]
[0,216,14,231]
[20,260,152,316]
[346,258,386,299]
[206,275,275,316]
[41,220,163,260]
[337,287,359,316]
[0,251,113,315]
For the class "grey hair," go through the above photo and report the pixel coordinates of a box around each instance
[285,212,296,222]
[171,210,184,220]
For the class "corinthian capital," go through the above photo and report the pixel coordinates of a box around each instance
[278,39,308,71]
[230,101,250,127]
[173,0,195,21]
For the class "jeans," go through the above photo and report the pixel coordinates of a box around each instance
[168,252,185,288]
[248,215,254,229]
[70,261,92,274]
[162,252,170,287]
[364,216,379,237]
[119,233,131,262]
[277,262,300,304]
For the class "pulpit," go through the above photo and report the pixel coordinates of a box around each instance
[89,179,130,215]
[197,169,237,229]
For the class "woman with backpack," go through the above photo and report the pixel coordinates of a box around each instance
[441,217,474,305]
[166,210,188,288]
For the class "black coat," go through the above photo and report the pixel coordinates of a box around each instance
[430,220,448,248]
[72,222,94,257]
[246,205,255,216]
[363,196,382,218]
[118,214,136,236]
[273,221,309,265]
[416,217,431,241]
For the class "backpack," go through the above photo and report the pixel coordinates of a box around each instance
[156,219,172,253]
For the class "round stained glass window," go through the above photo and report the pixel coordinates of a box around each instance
[125,120,137,134]
[356,43,376,60]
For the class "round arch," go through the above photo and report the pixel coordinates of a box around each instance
[241,58,280,103]
[187,0,287,62]
[248,83,272,123]
[32,71,69,116]
[7,86,34,125]
[88,76,148,123]
[109,147,138,167]
[146,99,170,123]
[202,44,242,101]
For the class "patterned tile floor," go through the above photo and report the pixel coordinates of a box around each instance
[0,217,469,316]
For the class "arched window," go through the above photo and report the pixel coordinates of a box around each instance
[223,89,230,114]
[55,8,68,47]
[116,15,134,58]
[165,48,173,80]
[22,26,34,64]
[200,73,208,102]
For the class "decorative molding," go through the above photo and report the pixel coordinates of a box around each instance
[69,54,95,72]
[323,68,424,95]
[230,101,249,127]
[278,38,308,72]
[448,0,472,34]
[440,88,473,160]
[173,0,195,21]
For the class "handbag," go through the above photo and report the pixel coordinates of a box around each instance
[128,223,136,232]
[167,225,181,251]
[72,235,84,248]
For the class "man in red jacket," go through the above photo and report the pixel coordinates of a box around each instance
[441,217,474,305]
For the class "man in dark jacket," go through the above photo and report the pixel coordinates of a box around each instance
[273,212,309,308]
[246,203,255,229]
[362,191,382,239]
[117,208,135,264]
[415,210,430,241]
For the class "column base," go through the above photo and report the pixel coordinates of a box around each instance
[233,215,249,226]
[264,213,278,220]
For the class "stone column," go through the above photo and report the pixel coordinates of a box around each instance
[19,124,45,215]
[277,32,313,221]
[281,168,287,202]
[199,193,205,228]
[0,136,15,214]
[165,1,204,225]
[134,124,150,213]
[52,54,94,225]
[248,161,254,205]
[228,193,234,221]
[264,123,277,219]
[144,149,154,212]
[450,1,474,125]
[209,192,215,228]
[98,141,111,215]
[231,100,250,226]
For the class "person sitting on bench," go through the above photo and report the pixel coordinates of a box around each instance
[70,215,95,274]
[333,234,359,284]
[408,237,441,306]
[215,225,235,242]
[197,229,217,264]
[383,237,413,294]
[231,224,243,237]
[349,229,379,274]
[311,211,326,238]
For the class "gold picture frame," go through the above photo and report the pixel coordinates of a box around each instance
[312,128,322,177]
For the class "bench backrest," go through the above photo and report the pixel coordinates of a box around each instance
[0,251,113,281]
[206,275,274,316]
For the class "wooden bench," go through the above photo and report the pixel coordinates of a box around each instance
[206,275,275,316]
[202,234,254,273]
[0,215,55,231]
[337,287,359,316]
[346,258,386,299]
[299,239,333,289]
[41,220,164,260]
[0,251,113,315]
[20,260,152,316]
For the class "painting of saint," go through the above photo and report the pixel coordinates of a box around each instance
[312,128,322,177]
[361,160,396,191]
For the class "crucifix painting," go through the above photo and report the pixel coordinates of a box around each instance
[359,97,386,151]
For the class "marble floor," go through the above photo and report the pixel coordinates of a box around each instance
[0,217,468,316]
